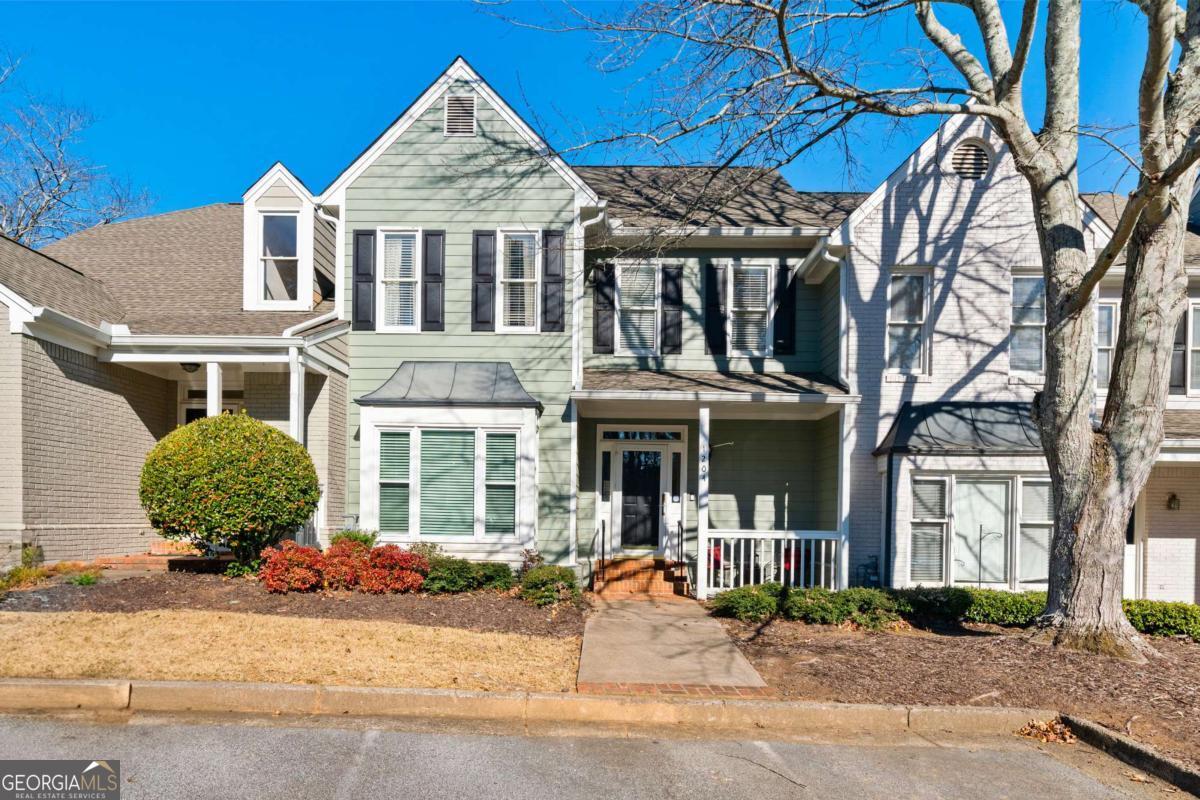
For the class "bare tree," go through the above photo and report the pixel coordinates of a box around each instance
[0,60,149,247]
[504,0,1200,659]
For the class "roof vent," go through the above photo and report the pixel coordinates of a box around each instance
[444,94,477,137]
[950,142,990,179]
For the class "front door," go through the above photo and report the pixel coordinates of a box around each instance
[620,449,662,549]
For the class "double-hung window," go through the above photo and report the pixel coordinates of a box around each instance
[730,261,772,355]
[1018,480,1053,584]
[1171,316,1187,393]
[260,212,299,302]
[1190,304,1200,392]
[618,261,659,354]
[1011,275,1046,373]
[887,273,927,372]
[379,432,411,534]
[1095,302,1117,389]
[485,433,517,535]
[498,231,539,331]
[379,231,420,331]
[910,479,948,583]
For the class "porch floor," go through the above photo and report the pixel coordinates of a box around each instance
[577,599,768,696]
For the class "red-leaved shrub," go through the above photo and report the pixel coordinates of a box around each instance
[322,540,370,591]
[358,545,428,594]
[258,541,324,594]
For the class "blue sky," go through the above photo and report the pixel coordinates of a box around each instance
[1,1,1148,214]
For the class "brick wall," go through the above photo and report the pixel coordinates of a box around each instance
[1142,465,1200,603]
[21,337,176,561]
[844,116,1056,583]
[243,371,289,433]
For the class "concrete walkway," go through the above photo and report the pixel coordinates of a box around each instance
[577,599,767,695]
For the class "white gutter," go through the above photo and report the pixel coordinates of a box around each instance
[283,309,339,337]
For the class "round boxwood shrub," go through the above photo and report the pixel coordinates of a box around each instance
[520,565,579,607]
[709,583,782,622]
[139,413,320,566]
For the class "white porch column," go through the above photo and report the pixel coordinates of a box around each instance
[696,405,711,599]
[837,406,851,590]
[205,362,223,417]
[288,346,306,444]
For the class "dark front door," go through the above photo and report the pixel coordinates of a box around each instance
[620,450,661,548]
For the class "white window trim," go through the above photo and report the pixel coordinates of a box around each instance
[906,472,1052,591]
[1188,303,1200,396]
[1010,273,1046,377]
[908,476,949,586]
[484,432,519,537]
[241,164,317,313]
[616,259,661,355]
[495,228,542,333]
[885,268,931,374]
[375,228,422,333]
[727,258,775,357]
[443,93,477,137]
[359,405,538,546]
[1095,300,1118,394]
[594,424,690,560]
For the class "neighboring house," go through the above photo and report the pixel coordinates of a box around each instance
[0,56,1197,605]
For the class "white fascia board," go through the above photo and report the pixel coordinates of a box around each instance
[0,280,36,324]
[301,342,349,377]
[317,58,598,205]
[243,162,315,205]
[283,310,339,337]
[108,334,304,348]
[607,225,830,240]
[798,237,845,285]
[104,352,291,364]
[302,321,350,347]
[569,389,861,404]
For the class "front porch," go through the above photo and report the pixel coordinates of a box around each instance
[573,369,856,599]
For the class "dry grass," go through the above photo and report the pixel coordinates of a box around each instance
[0,610,580,692]
[0,562,98,591]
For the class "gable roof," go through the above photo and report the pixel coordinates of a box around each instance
[42,204,331,336]
[1082,192,1200,267]
[575,166,865,230]
[0,234,125,327]
[318,56,597,204]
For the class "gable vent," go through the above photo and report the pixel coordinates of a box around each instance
[444,95,477,137]
[950,142,990,179]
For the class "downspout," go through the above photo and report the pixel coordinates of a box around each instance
[882,453,894,588]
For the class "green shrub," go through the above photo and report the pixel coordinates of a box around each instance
[709,583,782,622]
[424,557,480,594]
[20,545,42,568]
[1123,599,1200,641]
[330,530,377,549]
[782,586,900,629]
[475,562,515,591]
[892,586,973,622]
[139,413,320,567]
[406,542,444,562]
[69,572,100,586]
[962,589,1046,626]
[520,565,579,607]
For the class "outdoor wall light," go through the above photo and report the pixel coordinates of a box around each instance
[180,363,201,373]
[1167,493,1181,511]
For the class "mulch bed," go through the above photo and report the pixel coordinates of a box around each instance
[0,572,586,639]
[722,617,1200,770]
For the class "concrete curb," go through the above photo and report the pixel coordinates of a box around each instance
[0,678,1052,738]
[1062,714,1200,797]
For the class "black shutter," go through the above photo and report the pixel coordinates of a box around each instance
[421,230,445,331]
[661,264,683,355]
[472,230,496,331]
[773,261,796,355]
[541,229,565,332]
[352,229,376,331]
[593,263,615,354]
[703,260,727,354]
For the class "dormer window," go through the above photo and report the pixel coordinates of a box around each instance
[261,212,299,302]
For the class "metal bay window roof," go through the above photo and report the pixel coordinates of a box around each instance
[356,361,543,412]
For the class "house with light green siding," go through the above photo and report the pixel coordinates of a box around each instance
[7,55,1200,605]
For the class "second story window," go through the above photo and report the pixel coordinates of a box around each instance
[618,261,659,354]
[1171,316,1187,393]
[730,262,772,355]
[261,212,299,302]
[887,273,927,372]
[1011,275,1046,374]
[379,231,419,331]
[1095,302,1117,388]
[498,231,539,332]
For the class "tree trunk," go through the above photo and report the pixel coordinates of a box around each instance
[1031,179,1194,661]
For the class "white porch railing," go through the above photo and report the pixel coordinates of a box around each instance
[699,530,842,598]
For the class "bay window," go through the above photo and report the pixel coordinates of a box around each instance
[887,273,927,372]
[1011,275,1046,373]
[618,261,659,354]
[498,231,539,331]
[378,231,420,331]
[260,213,299,302]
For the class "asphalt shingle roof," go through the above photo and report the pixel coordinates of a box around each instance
[1082,192,1200,267]
[575,166,866,230]
[581,368,846,396]
[0,235,125,327]
[42,203,332,336]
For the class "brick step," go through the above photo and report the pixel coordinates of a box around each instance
[149,539,201,556]
[593,589,693,602]
[94,553,231,572]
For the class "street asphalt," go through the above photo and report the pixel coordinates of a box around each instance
[0,713,1170,799]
